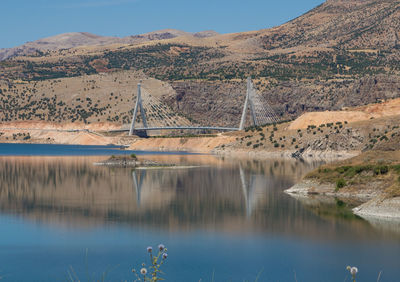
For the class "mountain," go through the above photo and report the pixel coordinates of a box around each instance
[0,29,220,61]
[0,32,119,61]
[254,0,400,50]
[0,0,399,126]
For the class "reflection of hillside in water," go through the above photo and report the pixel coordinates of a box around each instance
[0,155,397,240]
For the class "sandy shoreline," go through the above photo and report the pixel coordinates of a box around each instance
[0,136,360,162]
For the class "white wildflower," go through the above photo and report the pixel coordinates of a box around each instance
[350,267,358,276]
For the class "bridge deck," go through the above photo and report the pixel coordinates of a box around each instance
[112,126,239,132]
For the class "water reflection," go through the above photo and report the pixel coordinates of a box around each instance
[0,155,399,241]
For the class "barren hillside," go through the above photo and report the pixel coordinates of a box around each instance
[0,70,179,125]
[0,0,399,128]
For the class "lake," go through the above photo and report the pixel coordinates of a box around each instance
[0,144,399,281]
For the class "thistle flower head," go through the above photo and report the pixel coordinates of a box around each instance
[162,253,168,259]
[350,267,358,276]
[347,266,358,277]
[158,244,165,251]
[147,246,153,253]
[140,268,147,275]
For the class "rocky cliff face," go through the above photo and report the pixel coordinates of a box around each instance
[164,75,400,125]
[264,75,400,118]
[168,81,246,127]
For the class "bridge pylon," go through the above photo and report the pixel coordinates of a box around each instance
[239,78,251,130]
[129,83,148,136]
[239,77,279,130]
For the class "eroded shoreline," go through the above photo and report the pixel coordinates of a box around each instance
[285,178,400,221]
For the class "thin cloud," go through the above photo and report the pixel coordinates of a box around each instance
[63,0,141,8]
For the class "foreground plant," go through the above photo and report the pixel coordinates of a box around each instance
[346,266,358,282]
[133,244,168,281]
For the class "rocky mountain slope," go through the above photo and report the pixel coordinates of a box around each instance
[256,0,400,51]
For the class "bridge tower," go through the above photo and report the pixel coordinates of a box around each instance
[239,78,251,130]
[129,83,148,136]
[239,77,278,130]
[239,77,262,130]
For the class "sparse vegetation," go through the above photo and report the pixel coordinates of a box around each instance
[336,178,347,190]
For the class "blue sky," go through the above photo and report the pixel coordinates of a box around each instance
[1,0,324,48]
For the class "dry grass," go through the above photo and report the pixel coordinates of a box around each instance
[305,150,400,195]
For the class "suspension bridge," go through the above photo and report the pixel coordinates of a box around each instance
[126,77,279,135]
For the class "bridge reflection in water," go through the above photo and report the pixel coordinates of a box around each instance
[132,164,260,218]
[0,155,397,240]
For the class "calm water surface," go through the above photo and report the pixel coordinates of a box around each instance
[0,144,399,281]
